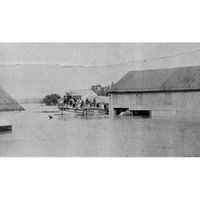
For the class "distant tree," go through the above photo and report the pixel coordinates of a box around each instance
[91,84,111,96]
[91,84,102,94]
[42,94,61,106]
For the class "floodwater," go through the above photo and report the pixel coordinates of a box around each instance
[0,104,200,156]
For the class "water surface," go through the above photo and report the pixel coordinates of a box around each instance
[0,104,200,156]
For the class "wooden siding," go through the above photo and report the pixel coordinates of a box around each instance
[110,91,200,114]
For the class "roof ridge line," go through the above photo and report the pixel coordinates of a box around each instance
[128,65,200,73]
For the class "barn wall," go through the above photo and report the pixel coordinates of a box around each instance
[110,91,200,118]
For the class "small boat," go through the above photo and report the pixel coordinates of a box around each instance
[0,119,12,132]
[0,123,12,132]
[0,125,12,131]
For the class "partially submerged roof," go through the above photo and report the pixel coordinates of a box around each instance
[110,66,200,93]
[95,96,109,104]
[69,89,97,100]
[69,89,95,96]
[0,86,24,111]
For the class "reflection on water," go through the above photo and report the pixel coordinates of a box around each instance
[0,104,200,156]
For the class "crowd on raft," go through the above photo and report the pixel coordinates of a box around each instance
[59,93,98,109]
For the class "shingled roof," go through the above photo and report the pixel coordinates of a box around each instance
[0,86,24,111]
[110,66,200,93]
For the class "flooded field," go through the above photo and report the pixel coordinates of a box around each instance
[0,104,200,156]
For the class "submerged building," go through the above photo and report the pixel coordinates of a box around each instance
[0,86,24,111]
[69,89,97,101]
[109,66,200,118]
[95,96,109,109]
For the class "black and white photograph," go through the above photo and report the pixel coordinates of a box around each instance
[1,43,200,157]
[2,1,200,200]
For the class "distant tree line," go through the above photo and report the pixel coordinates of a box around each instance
[91,84,112,96]
[42,83,114,106]
[42,94,61,106]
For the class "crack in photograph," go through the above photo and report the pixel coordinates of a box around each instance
[1,43,200,156]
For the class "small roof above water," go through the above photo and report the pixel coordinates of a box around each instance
[69,89,97,100]
[69,89,95,96]
[95,96,109,104]
[0,86,24,111]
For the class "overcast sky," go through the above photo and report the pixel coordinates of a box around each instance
[1,43,200,65]
[1,43,200,99]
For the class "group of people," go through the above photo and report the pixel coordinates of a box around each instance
[62,93,97,109]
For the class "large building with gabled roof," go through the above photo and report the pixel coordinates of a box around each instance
[109,66,200,118]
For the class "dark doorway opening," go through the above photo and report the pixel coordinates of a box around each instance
[131,110,151,118]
